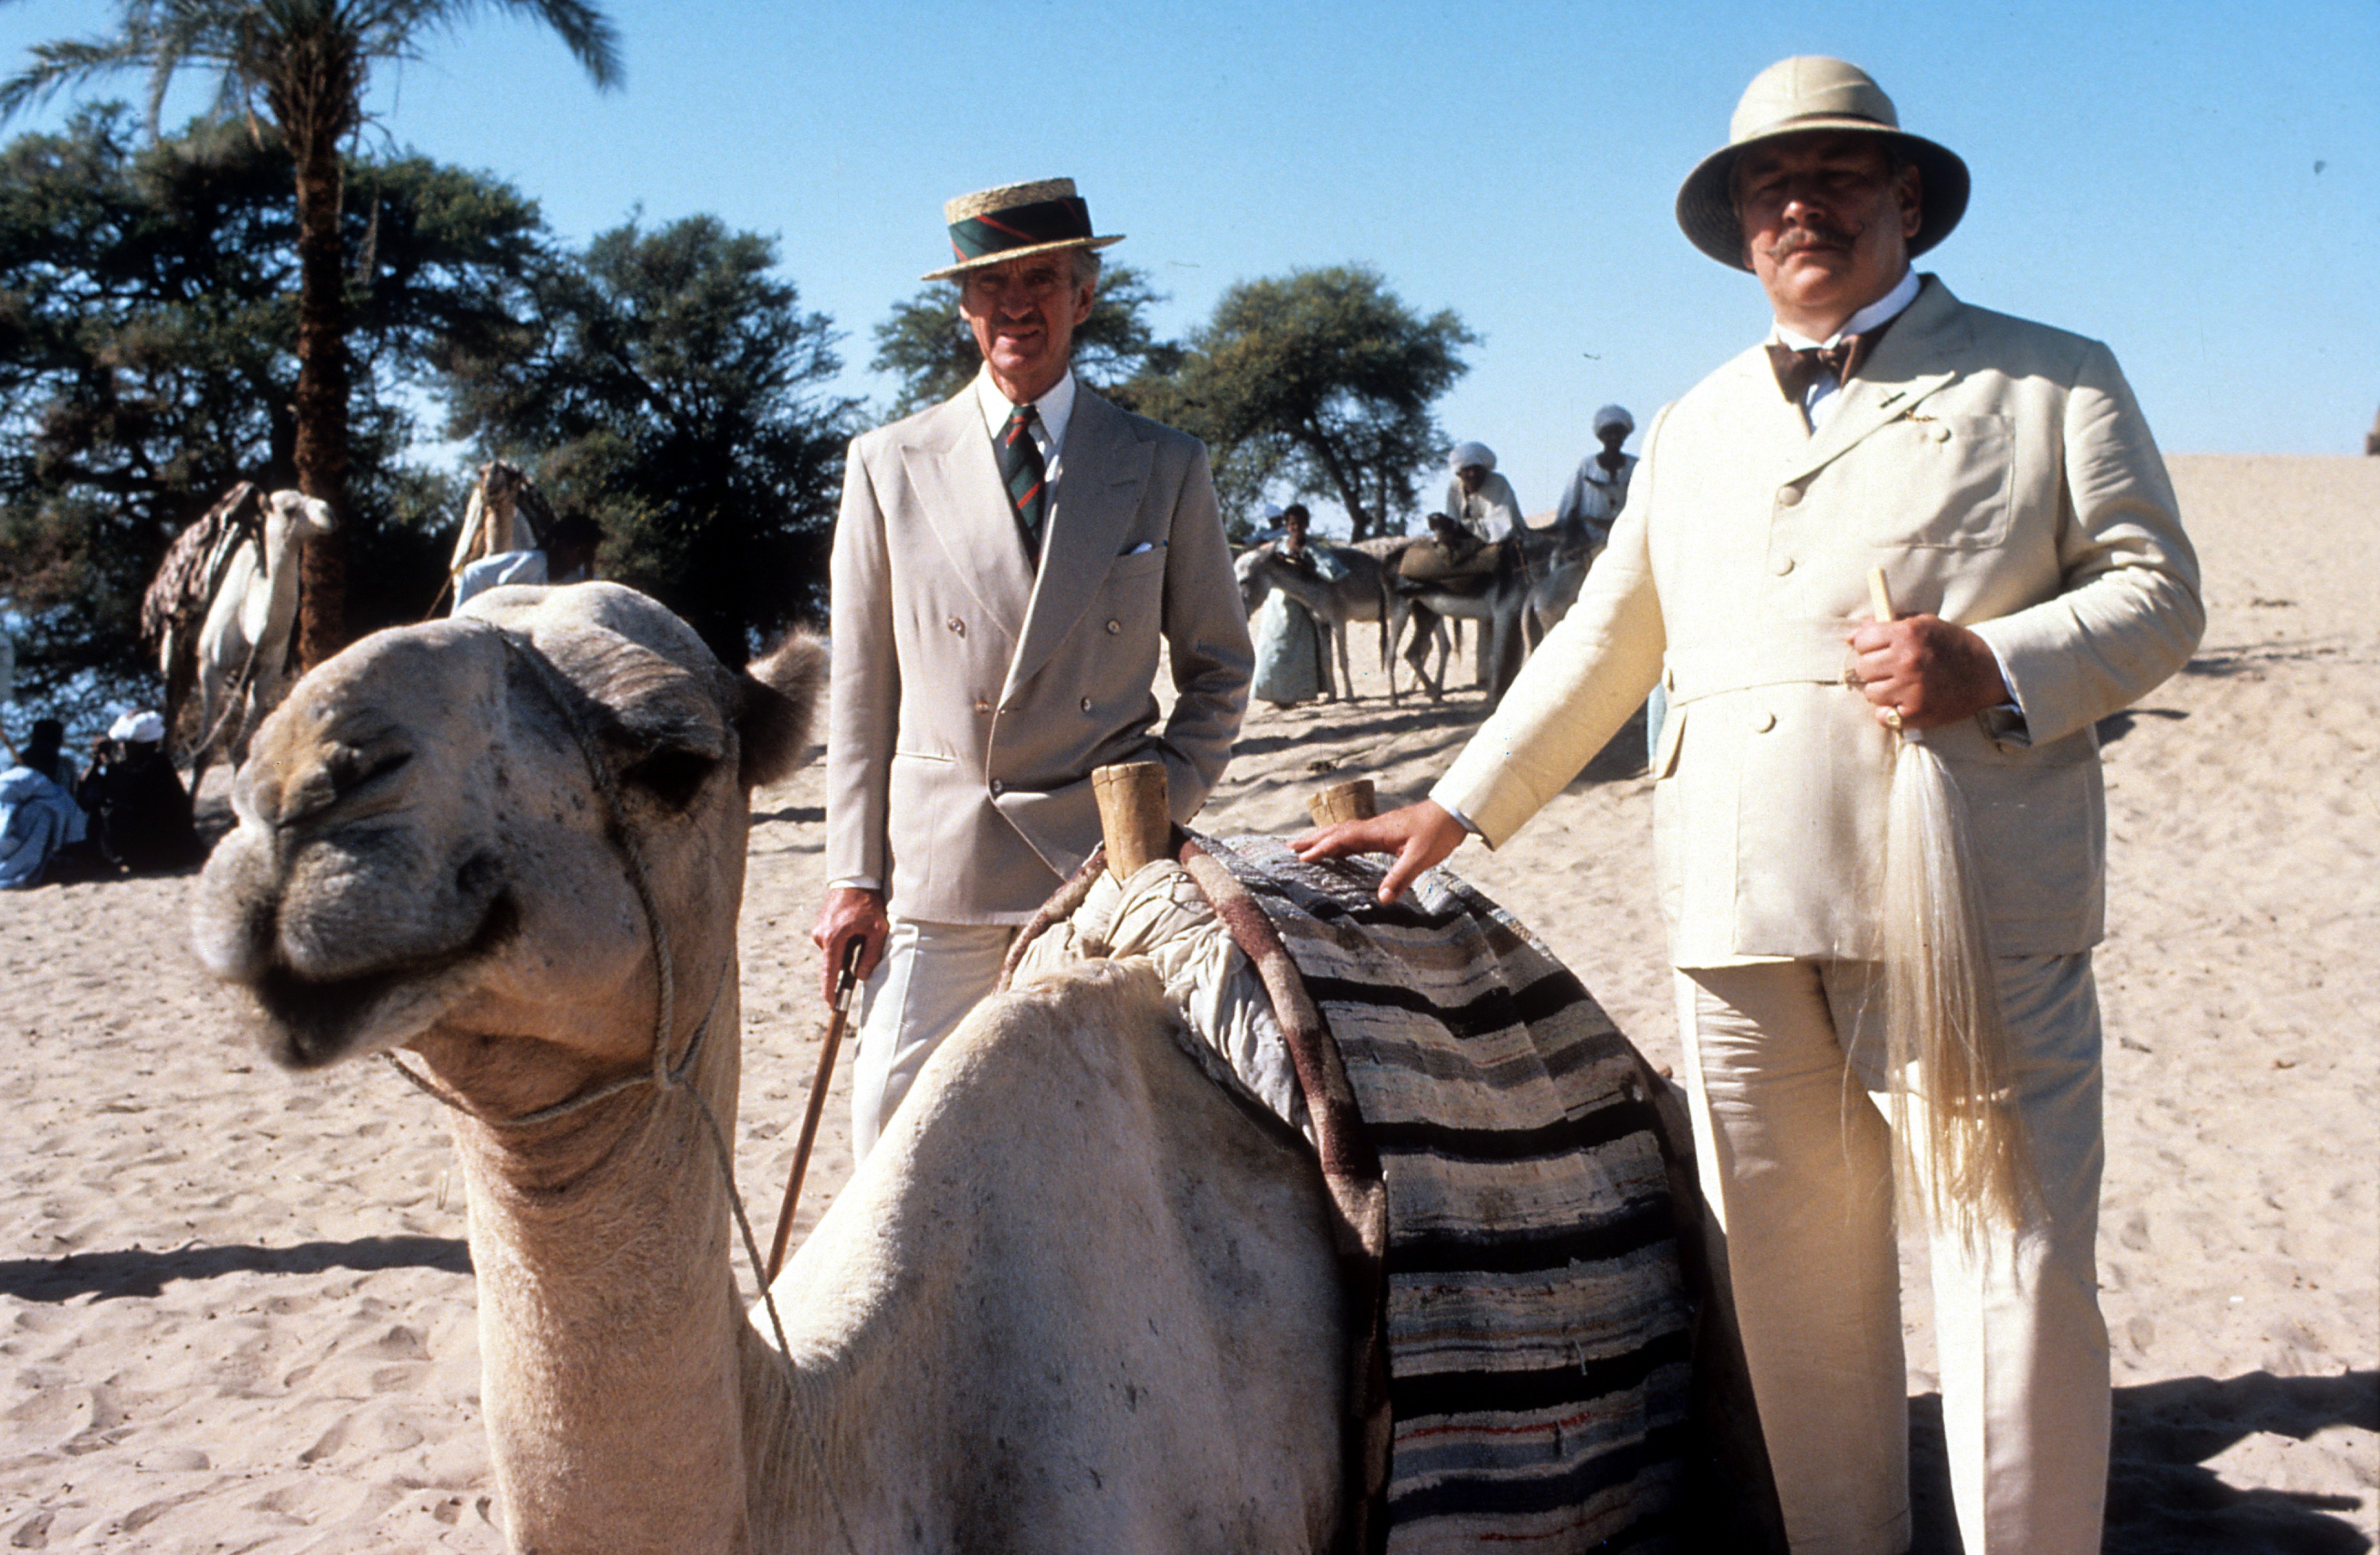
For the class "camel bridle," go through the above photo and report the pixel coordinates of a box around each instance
[378,622,862,1555]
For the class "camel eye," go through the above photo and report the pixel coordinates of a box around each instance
[622,746,715,809]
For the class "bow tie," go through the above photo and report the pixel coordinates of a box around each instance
[1767,334,1876,403]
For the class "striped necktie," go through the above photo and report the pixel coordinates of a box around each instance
[999,403,1048,562]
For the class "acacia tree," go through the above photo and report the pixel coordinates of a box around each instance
[0,0,620,668]
[0,106,545,728]
[443,214,858,663]
[872,262,1182,417]
[1146,265,1472,539]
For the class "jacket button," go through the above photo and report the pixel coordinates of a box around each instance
[1752,710,1777,733]
[1105,619,1121,634]
[975,699,991,714]
[1771,555,1795,576]
[947,615,965,636]
[990,779,1004,796]
[1778,486,1803,507]
[1930,423,1953,443]
[1079,696,1094,712]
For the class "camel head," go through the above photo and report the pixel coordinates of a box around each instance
[263,488,336,549]
[191,583,822,1091]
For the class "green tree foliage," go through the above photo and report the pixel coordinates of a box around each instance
[1,0,621,667]
[442,214,858,665]
[870,262,1182,418]
[1145,265,1473,540]
[0,106,541,731]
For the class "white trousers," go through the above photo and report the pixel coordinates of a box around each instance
[849,917,1017,1163]
[1676,955,2109,1555]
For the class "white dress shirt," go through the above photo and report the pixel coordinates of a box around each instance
[974,365,1076,533]
[1771,265,1921,429]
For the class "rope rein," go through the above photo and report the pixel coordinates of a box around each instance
[380,624,859,1555]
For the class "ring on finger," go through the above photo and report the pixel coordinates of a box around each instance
[1883,707,1905,731]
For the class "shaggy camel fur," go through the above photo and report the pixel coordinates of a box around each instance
[190,583,1343,1553]
[184,489,335,792]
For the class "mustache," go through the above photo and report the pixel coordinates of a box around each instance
[1766,221,1856,259]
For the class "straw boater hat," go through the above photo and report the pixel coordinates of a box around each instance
[1674,56,1969,272]
[920,178,1124,282]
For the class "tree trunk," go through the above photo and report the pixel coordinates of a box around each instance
[1298,422,1374,539]
[273,35,362,672]
[289,133,347,669]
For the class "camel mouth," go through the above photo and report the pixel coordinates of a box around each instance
[255,890,521,1070]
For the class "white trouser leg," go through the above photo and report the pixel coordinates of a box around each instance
[1838,954,2110,1555]
[849,917,1016,1163]
[1678,963,1910,1555]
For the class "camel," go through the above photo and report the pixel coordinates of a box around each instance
[181,488,336,793]
[449,459,556,575]
[189,583,1346,1553]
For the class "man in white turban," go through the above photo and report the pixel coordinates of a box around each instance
[1553,404,1639,550]
[1441,442,1523,543]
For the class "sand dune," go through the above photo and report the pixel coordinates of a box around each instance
[1,454,2371,1550]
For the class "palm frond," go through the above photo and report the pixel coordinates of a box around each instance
[472,0,622,89]
[0,34,156,122]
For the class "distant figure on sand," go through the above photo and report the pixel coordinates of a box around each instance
[1249,504,1342,706]
[76,710,203,873]
[1554,403,1639,552]
[1,720,86,889]
[1301,54,2202,1555]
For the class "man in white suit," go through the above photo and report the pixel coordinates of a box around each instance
[814,179,1251,1160]
[1301,58,2201,1554]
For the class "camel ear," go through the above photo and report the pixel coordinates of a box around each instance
[736,631,826,789]
[526,622,729,807]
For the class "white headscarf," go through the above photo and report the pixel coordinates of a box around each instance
[110,709,166,744]
[1592,404,1634,435]
[1449,441,1496,473]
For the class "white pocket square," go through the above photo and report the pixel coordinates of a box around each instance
[1121,540,1161,555]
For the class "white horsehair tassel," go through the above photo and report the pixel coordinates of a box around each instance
[1869,567,2034,1241]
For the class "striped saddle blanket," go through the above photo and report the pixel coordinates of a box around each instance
[1203,835,1691,1553]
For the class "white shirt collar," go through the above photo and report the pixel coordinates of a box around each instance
[1773,266,1921,352]
[974,364,1076,460]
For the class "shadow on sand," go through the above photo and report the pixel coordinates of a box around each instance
[1909,1371,2378,1554]
[0,1235,472,1302]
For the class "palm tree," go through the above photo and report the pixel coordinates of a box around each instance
[1,1,621,668]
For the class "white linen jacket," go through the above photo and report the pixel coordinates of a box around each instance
[1433,277,2203,964]
[826,384,1252,923]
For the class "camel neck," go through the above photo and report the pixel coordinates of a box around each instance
[452,1003,762,1550]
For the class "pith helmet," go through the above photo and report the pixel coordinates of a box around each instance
[1675,56,1969,271]
[921,178,1124,281]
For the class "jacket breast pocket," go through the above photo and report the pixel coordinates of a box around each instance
[1107,543,1170,581]
[1852,413,2013,550]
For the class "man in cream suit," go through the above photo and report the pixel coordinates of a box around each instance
[815,179,1251,1160]
[1301,59,2201,1554]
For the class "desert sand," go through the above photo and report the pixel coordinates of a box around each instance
[2,453,2373,1551]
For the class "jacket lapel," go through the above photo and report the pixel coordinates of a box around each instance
[1003,389,1153,699]
[1779,275,1971,487]
[897,393,1036,638]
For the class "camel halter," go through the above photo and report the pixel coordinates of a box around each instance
[381,624,861,1555]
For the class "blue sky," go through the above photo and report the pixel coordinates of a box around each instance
[2,0,2372,532]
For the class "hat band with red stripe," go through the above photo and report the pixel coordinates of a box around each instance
[948,196,1095,264]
